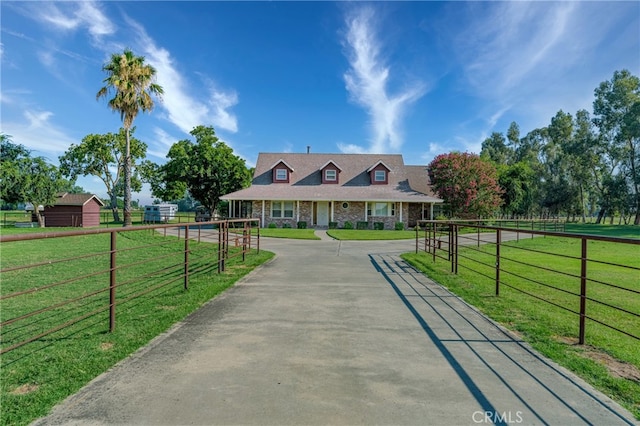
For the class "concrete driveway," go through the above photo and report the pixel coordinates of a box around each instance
[33,233,638,425]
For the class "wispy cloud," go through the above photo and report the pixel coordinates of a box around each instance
[2,109,77,159]
[127,17,239,136]
[340,7,426,154]
[28,1,115,43]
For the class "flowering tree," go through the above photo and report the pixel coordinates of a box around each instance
[428,152,503,218]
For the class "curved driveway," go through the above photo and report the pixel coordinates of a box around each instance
[34,233,637,425]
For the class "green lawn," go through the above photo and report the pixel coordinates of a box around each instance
[254,228,320,239]
[402,232,640,420]
[1,230,274,426]
[327,229,416,240]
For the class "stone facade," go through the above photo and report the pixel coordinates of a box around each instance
[251,200,432,229]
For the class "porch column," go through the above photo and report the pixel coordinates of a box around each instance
[228,202,232,218]
[430,203,434,220]
[364,201,368,221]
[296,200,300,222]
[399,202,403,222]
[330,201,334,222]
[261,200,266,226]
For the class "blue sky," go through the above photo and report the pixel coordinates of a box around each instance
[2,1,639,205]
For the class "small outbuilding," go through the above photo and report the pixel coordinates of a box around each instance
[44,193,105,228]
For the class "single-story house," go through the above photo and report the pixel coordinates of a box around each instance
[44,193,105,227]
[221,153,443,229]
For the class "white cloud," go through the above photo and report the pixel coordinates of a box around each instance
[127,17,239,135]
[342,7,426,154]
[3,109,77,158]
[29,1,114,43]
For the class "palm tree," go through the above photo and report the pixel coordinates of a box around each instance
[97,49,163,226]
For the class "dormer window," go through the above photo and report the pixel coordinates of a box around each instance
[275,168,288,181]
[368,160,391,185]
[320,160,342,184]
[325,169,337,181]
[270,159,294,183]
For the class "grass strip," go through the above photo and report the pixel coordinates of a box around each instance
[327,229,415,240]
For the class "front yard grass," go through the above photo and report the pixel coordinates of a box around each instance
[1,230,274,426]
[327,229,415,240]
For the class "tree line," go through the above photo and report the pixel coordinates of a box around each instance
[429,69,640,224]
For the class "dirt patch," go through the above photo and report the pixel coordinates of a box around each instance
[100,342,114,351]
[11,383,39,395]
[581,348,640,382]
[554,335,640,382]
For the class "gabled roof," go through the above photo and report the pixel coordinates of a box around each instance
[269,159,294,172]
[223,153,442,203]
[51,192,105,207]
[319,160,342,171]
[367,160,391,172]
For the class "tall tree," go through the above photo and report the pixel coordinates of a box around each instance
[141,126,251,215]
[97,49,163,226]
[428,152,503,218]
[480,132,511,165]
[0,138,63,227]
[593,69,640,224]
[59,128,147,222]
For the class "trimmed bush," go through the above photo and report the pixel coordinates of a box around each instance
[343,221,353,229]
[329,221,338,229]
[297,221,307,229]
[282,223,292,228]
[394,221,404,231]
[374,222,384,230]
[356,221,368,230]
[268,223,277,229]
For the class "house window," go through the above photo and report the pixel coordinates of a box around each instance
[367,202,395,217]
[271,201,294,218]
[325,169,337,181]
[374,170,386,182]
[275,168,288,181]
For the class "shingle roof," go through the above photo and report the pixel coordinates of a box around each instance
[223,153,442,203]
[54,193,105,207]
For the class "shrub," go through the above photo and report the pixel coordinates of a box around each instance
[356,221,368,230]
[268,223,277,229]
[329,221,338,229]
[282,223,292,228]
[343,221,353,229]
[297,221,307,229]
[374,222,384,230]
[395,221,404,231]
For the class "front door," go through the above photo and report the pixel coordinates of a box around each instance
[316,202,329,226]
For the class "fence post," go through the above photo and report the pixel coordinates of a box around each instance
[495,229,501,296]
[184,226,189,290]
[109,231,117,332]
[579,237,587,345]
[454,224,459,274]
[449,224,454,272]
[415,222,419,254]
[242,221,247,262]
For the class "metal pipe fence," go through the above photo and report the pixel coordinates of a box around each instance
[415,219,640,346]
[0,218,260,355]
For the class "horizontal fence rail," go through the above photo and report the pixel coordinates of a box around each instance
[0,219,260,355]
[1,211,224,228]
[415,220,640,346]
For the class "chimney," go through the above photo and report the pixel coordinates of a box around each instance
[307,145,311,154]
